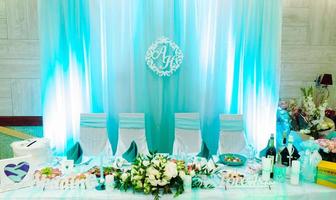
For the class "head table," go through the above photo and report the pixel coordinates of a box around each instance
[0,156,335,200]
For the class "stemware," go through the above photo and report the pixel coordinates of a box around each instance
[246,144,257,164]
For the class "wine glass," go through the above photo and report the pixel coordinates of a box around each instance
[246,144,257,164]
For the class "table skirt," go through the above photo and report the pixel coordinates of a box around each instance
[0,183,335,200]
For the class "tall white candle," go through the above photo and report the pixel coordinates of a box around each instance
[290,160,300,185]
[105,175,114,190]
[183,175,192,193]
[262,157,272,181]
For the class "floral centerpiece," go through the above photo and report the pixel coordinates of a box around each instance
[301,87,328,131]
[285,87,334,138]
[112,153,216,200]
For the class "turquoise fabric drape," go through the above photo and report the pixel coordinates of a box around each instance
[40,0,281,155]
[39,0,92,153]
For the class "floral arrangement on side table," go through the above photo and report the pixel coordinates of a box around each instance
[285,87,334,138]
[300,87,329,131]
[113,153,216,200]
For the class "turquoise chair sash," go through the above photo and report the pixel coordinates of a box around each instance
[220,118,243,132]
[119,114,145,129]
[80,114,107,128]
[175,116,200,130]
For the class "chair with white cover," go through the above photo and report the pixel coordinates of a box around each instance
[173,113,202,155]
[218,114,246,154]
[115,113,148,156]
[79,113,111,157]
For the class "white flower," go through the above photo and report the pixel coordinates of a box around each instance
[195,163,201,171]
[179,170,186,179]
[132,175,142,181]
[195,157,207,166]
[300,129,310,134]
[157,179,168,186]
[148,174,155,181]
[142,160,150,167]
[312,120,320,125]
[115,157,127,168]
[164,162,178,179]
[147,167,160,177]
[121,173,129,182]
[149,179,158,186]
[189,170,195,177]
[152,159,160,167]
[131,168,138,175]
[193,157,206,170]
[206,160,216,171]
[147,168,160,187]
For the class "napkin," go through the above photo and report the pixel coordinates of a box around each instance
[66,142,83,164]
[197,142,211,160]
[259,147,267,158]
[122,141,138,163]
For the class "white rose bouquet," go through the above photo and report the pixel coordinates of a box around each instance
[113,153,216,199]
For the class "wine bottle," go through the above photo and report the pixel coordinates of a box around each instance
[280,135,300,167]
[265,133,276,178]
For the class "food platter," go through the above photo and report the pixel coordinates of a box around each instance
[218,154,247,166]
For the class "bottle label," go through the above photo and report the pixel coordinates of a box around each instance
[267,155,274,173]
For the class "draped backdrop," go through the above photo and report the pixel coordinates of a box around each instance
[39,0,281,155]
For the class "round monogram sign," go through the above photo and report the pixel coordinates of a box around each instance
[145,37,183,77]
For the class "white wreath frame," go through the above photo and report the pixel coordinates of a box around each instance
[145,37,183,77]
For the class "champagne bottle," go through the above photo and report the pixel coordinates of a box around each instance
[265,133,276,178]
[278,131,287,153]
[282,132,287,148]
[280,135,300,167]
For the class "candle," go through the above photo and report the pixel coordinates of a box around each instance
[87,174,98,189]
[262,157,272,181]
[105,175,114,190]
[290,160,300,185]
[183,175,192,193]
[80,180,86,190]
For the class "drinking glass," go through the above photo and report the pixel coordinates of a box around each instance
[246,144,257,164]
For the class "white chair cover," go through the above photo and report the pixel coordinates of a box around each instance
[79,113,110,157]
[218,114,246,154]
[173,113,202,155]
[115,113,148,156]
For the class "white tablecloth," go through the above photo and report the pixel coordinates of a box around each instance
[0,182,335,200]
[1,156,335,200]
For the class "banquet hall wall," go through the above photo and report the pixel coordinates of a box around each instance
[0,0,335,116]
